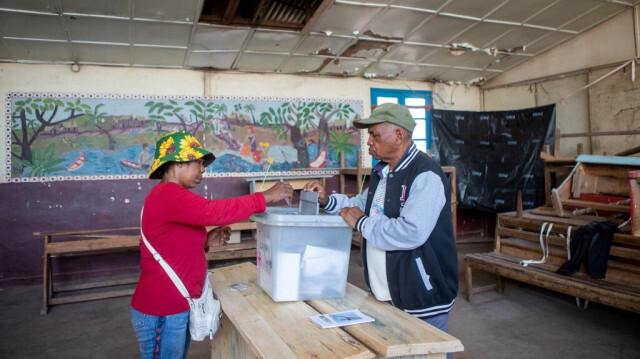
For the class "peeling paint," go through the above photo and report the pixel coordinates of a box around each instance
[124,198,130,204]
[110,196,115,201]
[137,182,142,190]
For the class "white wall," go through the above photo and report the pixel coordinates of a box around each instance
[0,64,481,181]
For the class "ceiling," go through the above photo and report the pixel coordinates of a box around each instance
[0,0,638,85]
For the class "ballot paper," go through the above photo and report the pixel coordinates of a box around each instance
[309,309,374,329]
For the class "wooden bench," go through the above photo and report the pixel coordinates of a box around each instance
[465,210,640,314]
[39,221,258,315]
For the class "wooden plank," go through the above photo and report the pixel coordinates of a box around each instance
[465,253,640,313]
[307,284,463,358]
[53,276,138,292]
[34,226,139,236]
[210,263,375,359]
[46,236,140,255]
[206,240,256,261]
[49,288,134,305]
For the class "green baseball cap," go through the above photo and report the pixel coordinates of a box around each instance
[353,103,416,133]
[148,131,216,179]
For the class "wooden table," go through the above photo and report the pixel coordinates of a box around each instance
[210,262,463,358]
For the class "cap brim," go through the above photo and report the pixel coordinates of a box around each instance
[353,117,385,129]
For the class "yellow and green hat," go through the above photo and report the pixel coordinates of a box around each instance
[148,131,216,179]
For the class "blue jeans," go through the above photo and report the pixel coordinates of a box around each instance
[422,313,452,359]
[131,308,190,359]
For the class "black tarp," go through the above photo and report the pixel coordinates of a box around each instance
[431,105,556,212]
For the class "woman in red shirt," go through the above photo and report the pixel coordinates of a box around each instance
[131,131,292,358]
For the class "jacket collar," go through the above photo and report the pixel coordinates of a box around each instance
[373,142,419,179]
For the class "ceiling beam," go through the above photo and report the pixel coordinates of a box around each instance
[221,0,242,25]
[301,0,333,35]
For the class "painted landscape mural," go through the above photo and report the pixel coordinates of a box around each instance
[6,93,363,182]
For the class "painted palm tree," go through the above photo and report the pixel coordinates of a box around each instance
[244,104,257,124]
[327,129,358,167]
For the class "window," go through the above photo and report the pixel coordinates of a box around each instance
[370,88,432,154]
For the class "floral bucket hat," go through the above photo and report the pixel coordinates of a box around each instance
[148,131,216,179]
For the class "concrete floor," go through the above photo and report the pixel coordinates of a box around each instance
[1,240,639,359]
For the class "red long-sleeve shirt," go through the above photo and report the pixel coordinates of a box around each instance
[131,182,266,315]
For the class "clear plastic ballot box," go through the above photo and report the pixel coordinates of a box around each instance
[252,207,353,302]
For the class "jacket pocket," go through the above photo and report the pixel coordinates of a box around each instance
[414,257,433,291]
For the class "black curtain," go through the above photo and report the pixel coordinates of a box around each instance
[431,105,556,212]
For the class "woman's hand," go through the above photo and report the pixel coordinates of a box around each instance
[207,226,231,247]
[302,181,328,205]
[262,181,293,204]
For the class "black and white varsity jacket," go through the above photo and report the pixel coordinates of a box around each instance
[323,143,458,318]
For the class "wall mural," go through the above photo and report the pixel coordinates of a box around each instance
[5,93,363,182]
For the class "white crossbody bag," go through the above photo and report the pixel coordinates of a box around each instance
[140,209,222,341]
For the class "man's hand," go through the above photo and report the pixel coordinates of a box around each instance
[339,206,365,229]
[302,181,328,205]
[207,226,231,247]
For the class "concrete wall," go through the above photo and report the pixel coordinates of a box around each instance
[588,64,640,155]
[483,62,639,158]
[0,63,480,286]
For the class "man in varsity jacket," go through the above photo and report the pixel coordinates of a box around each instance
[304,103,458,333]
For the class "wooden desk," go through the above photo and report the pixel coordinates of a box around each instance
[210,262,463,358]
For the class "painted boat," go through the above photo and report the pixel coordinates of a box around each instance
[120,158,144,170]
[309,148,327,169]
[67,152,85,171]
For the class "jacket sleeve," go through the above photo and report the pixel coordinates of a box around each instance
[359,171,445,251]
[158,184,267,227]
[322,190,368,213]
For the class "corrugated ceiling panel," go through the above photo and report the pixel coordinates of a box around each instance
[364,62,409,78]
[485,0,557,23]
[133,21,192,47]
[0,12,67,40]
[66,16,129,43]
[74,43,130,64]
[527,0,601,29]
[440,0,508,18]
[132,47,187,66]
[192,26,250,51]
[187,52,238,69]
[396,65,445,81]
[4,39,74,62]
[293,35,352,56]
[390,0,448,11]
[245,31,302,53]
[384,44,438,63]
[367,8,428,39]
[133,0,200,21]
[309,4,382,36]
[61,0,130,17]
[407,15,475,44]
[450,22,515,49]
[320,58,371,76]
[0,0,56,13]
[280,56,328,73]
[235,53,287,71]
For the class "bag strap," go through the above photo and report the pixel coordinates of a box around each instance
[140,207,192,300]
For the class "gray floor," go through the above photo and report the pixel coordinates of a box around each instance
[1,240,639,359]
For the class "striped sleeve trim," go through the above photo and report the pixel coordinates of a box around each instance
[355,215,368,232]
[323,195,337,211]
[404,299,455,318]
